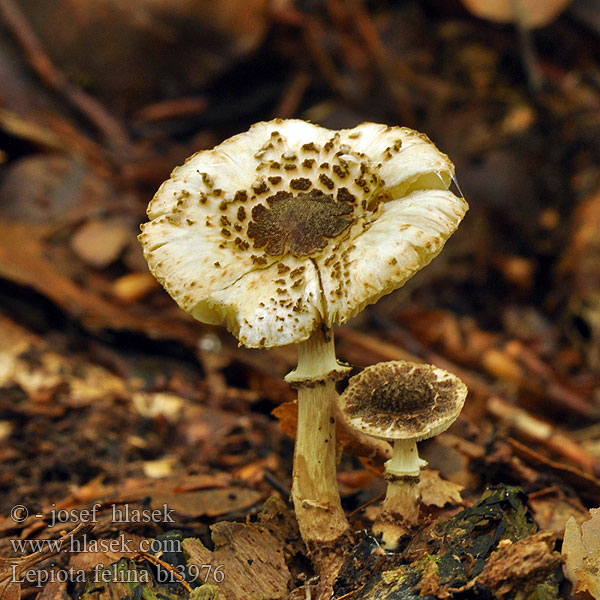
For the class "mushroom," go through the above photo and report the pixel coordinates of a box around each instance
[138,119,468,562]
[460,0,573,92]
[461,0,572,29]
[338,360,468,550]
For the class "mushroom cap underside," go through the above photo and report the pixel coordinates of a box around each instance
[338,360,468,441]
[460,0,572,29]
[139,119,468,348]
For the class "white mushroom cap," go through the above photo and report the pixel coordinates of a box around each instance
[338,361,468,441]
[139,119,468,348]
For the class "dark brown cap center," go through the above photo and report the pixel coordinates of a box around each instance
[247,189,354,257]
[369,382,436,416]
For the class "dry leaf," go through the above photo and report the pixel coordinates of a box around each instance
[418,470,464,508]
[112,272,160,303]
[0,220,199,343]
[154,488,264,519]
[184,522,290,600]
[528,487,590,534]
[0,155,110,224]
[70,219,132,268]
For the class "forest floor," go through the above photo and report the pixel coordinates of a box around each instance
[0,1,600,598]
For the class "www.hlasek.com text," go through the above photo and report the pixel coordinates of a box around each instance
[10,533,181,555]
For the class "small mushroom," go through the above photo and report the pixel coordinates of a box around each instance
[461,0,572,29]
[338,360,468,549]
[460,0,573,92]
[139,119,468,562]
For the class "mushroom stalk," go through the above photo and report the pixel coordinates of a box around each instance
[386,439,427,477]
[374,471,421,550]
[383,475,420,520]
[375,440,426,549]
[291,326,350,550]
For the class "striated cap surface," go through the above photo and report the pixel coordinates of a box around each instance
[139,119,468,347]
[338,361,467,441]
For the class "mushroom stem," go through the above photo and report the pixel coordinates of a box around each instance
[291,326,350,551]
[386,439,427,477]
[375,439,427,550]
[383,475,420,519]
[374,474,421,550]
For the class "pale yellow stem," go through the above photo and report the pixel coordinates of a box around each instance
[374,439,424,550]
[290,327,350,549]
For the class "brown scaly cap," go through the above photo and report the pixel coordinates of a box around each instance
[139,119,468,348]
[338,361,468,441]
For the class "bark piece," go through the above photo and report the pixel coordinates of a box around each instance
[475,531,561,599]
[184,521,291,600]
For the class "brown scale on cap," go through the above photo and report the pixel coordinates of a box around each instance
[336,188,356,204]
[319,174,335,190]
[301,142,320,153]
[252,180,269,195]
[290,178,312,191]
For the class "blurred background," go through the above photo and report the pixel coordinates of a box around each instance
[1,0,600,573]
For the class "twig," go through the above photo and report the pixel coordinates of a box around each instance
[487,395,598,474]
[346,0,443,120]
[0,0,130,153]
[509,438,600,504]
[325,0,371,84]
[346,0,389,65]
[335,586,365,599]
[301,16,348,99]
[134,96,208,123]
[264,471,291,498]
[133,550,193,592]
[346,492,385,520]
[273,72,311,119]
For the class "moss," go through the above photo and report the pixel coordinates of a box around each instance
[428,485,537,584]
[190,584,227,600]
[525,578,561,600]
[77,558,185,600]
